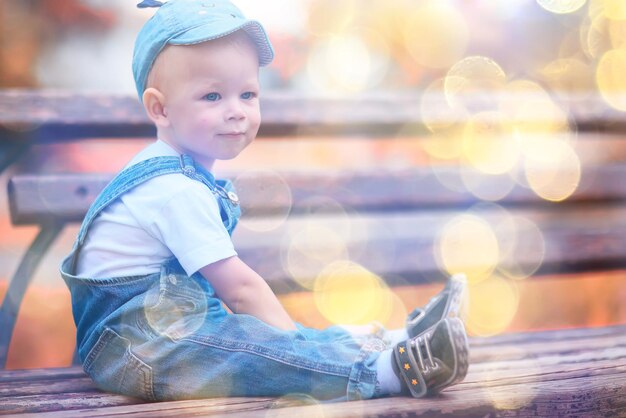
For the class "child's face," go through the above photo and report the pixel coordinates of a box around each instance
[154,33,261,168]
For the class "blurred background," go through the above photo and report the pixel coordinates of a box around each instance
[1,0,626,369]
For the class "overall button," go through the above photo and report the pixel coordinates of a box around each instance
[227,191,239,205]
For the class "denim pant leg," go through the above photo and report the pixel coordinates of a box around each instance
[153,314,380,401]
[82,272,382,402]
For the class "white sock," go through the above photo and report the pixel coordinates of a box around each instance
[375,349,402,396]
[384,328,409,346]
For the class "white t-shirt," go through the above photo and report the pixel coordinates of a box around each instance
[76,140,237,279]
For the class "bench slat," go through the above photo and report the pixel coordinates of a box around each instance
[469,334,626,364]
[8,164,626,225]
[235,204,626,290]
[0,392,143,415]
[1,91,626,140]
[0,366,85,383]
[0,377,96,397]
[8,171,626,288]
[468,322,626,346]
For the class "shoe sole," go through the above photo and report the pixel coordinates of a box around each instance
[431,317,470,393]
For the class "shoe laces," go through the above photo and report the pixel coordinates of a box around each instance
[409,331,439,374]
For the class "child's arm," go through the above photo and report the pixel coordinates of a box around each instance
[199,256,297,331]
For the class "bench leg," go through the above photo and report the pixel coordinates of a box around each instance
[0,138,29,174]
[0,222,64,368]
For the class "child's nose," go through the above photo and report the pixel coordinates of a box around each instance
[225,99,246,121]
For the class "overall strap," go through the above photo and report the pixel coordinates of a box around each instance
[75,154,216,248]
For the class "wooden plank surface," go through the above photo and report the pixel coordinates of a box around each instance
[237,203,626,290]
[8,163,626,224]
[1,90,626,141]
[1,324,624,417]
[8,175,626,289]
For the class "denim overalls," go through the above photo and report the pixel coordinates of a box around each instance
[60,154,381,401]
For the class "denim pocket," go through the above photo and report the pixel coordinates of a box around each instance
[143,272,209,340]
[83,327,155,400]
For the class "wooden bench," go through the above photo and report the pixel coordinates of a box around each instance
[2,324,624,417]
[1,90,626,416]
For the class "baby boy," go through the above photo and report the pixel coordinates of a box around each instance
[60,0,469,401]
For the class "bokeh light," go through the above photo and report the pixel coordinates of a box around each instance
[420,77,469,134]
[600,0,626,20]
[537,0,587,14]
[499,79,553,120]
[466,276,520,336]
[538,57,595,95]
[307,33,388,93]
[298,196,368,255]
[495,216,546,280]
[419,77,468,160]
[283,224,349,289]
[464,202,544,280]
[499,79,579,170]
[462,111,521,175]
[234,169,293,232]
[306,0,356,37]
[404,1,469,69]
[510,101,575,152]
[608,18,626,47]
[436,214,500,284]
[313,260,394,325]
[429,160,469,194]
[360,0,411,51]
[596,48,626,111]
[583,13,626,59]
[524,138,582,201]
[460,167,516,201]
[420,127,466,161]
[444,56,507,113]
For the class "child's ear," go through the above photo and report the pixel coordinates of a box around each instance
[142,87,169,128]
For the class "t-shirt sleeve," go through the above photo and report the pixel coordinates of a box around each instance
[147,182,237,276]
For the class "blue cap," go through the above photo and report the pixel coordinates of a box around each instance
[133,0,274,101]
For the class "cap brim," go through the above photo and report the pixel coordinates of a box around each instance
[169,19,274,66]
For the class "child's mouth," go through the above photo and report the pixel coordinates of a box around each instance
[220,132,245,139]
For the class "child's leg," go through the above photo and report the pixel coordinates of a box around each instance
[88,312,381,401]
[79,271,468,402]
[80,270,385,402]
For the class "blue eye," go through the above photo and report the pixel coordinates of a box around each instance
[204,92,221,101]
[241,92,256,100]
